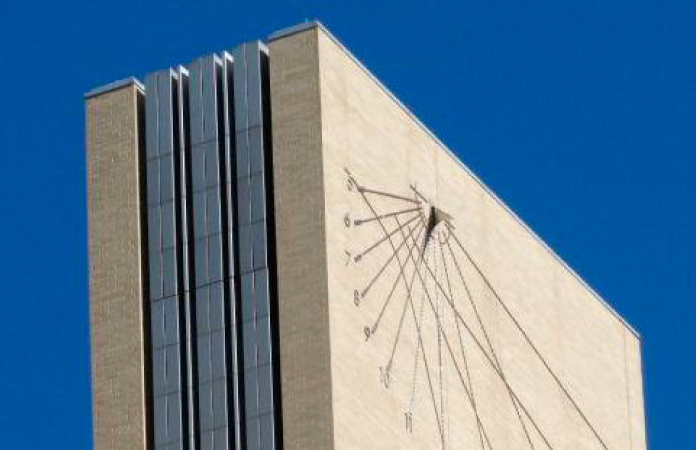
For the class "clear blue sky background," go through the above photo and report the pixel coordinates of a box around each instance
[0,0,693,448]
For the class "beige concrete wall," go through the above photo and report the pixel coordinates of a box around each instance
[86,84,149,450]
[271,24,645,450]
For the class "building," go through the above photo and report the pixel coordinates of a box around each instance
[85,21,647,450]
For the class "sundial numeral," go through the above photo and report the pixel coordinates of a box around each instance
[364,326,372,341]
[354,290,361,307]
[344,213,351,228]
[344,250,352,266]
[347,177,355,192]
[379,366,391,389]
[405,412,413,433]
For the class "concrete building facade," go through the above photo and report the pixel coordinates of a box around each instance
[86,22,646,450]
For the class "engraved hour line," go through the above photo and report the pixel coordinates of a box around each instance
[408,223,555,450]
[402,252,446,450]
[399,219,496,450]
[410,184,430,205]
[440,237,538,450]
[373,224,425,340]
[356,185,422,205]
[360,220,424,299]
[353,206,422,226]
[445,225,609,450]
[383,224,427,373]
[438,241,487,450]
[432,241,447,450]
[357,189,446,449]
[406,232,428,415]
[354,213,421,263]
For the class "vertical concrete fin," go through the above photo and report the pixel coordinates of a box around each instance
[86,81,149,450]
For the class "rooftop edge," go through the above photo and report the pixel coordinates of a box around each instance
[85,77,144,99]
[268,20,325,41]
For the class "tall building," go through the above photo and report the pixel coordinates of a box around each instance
[85,21,647,450]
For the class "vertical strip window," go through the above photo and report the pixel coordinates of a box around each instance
[232,42,279,450]
[189,55,236,450]
[145,69,190,450]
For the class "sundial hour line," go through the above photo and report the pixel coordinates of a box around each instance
[354,213,421,263]
[348,170,609,449]
[382,224,427,372]
[398,216,496,449]
[440,237,537,449]
[438,241,487,450]
[406,220,556,449]
[372,224,426,338]
[357,185,421,205]
[354,206,422,226]
[445,227,608,449]
[356,187,447,448]
[360,220,424,299]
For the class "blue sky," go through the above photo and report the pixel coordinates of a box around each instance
[1,0,693,448]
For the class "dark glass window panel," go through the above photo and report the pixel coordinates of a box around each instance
[243,321,256,369]
[209,282,224,331]
[246,51,263,130]
[167,394,182,440]
[149,251,163,300]
[193,191,207,238]
[259,413,275,450]
[145,73,160,159]
[208,233,223,282]
[214,427,228,450]
[202,57,218,142]
[199,381,214,431]
[162,248,178,297]
[248,127,265,176]
[244,367,259,418]
[165,344,181,393]
[148,207,162,251]
[154,396,168,444]
[210,330,226,378]
[207,188,221,235]
[227,227,236,279]
[164,298,179,345]
[191,145,206,191]
[151,300,165,348]
[189,61,204,146]
[152,347,166,397]
[251,221,267,270]
[160,155,175,202]
[250,172,265,222]
[254,269,269,319]
[246,417,260,450]
[257,364,273,415]
[147,159,160,205]
[232,48,248,132]
[196,286,210,336]
[241,273,254,322]
[197,334,212,382]
[212,379,228,427]
[201,431,214,450]
[237,176,251,226]
[161,201,176,249]
[256,317,271,367]
[235,131,250,179]
[205,141,220,188]
[157,75,173,156]
[238,225,253,274]
[194,238,209,286]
